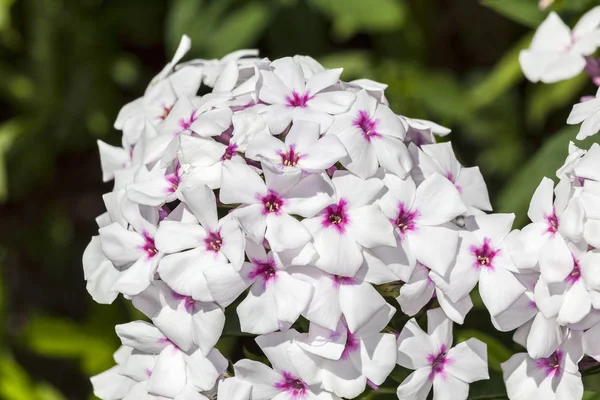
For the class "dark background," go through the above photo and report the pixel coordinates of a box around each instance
[0,0,598,399]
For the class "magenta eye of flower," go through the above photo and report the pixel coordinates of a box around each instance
[546,212,559,233]
[261,191,283,213]
[222,143,238,160]
[285,90,312,108]
[536,350,563,377]
[394,203,418,233]
[159,104,173,120]
[142,233,158,258]
[205,231,223,253]
[353,110,381,142]
[323,199,350,232]
[471,238,499,269]
[274,371,308,396]
[565,259,581,284]
[249,259,278,282]
[427,345,450,379]
[280,145,302,167]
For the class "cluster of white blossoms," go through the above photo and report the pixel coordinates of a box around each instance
[85,18,600,398]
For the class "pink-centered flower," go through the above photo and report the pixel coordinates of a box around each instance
[246,119,347,174]
[290,306,398,399]
[373,172,467,281]
[502,331,584,400]
[328,90,412,179]
[259,57,355,134]
[302,171,395,277]
[396,309,489,400]
[431,213,526,317]
[203,241,313,334]
[220,162,333,252]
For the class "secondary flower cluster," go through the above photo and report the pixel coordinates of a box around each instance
[85,30,600,399]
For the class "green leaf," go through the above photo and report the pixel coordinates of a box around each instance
[526,73,588,128]
[496,126,599,226]
[584,373,600,393]
[308,0,405,39]
[455,330,512,373]
[0,119,25,202]
[0,352,66,400]
[206,2,270,58]
[468,371,509,399]
[467,33,532,112]
[482,0,546,28]
[22,315,117,375]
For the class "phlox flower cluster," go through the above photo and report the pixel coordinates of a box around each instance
[84,26,600,399]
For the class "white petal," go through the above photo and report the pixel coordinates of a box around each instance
[237,285,280,334]
[313,224,363,277]
[408,226,459,276]
[232,359,281,399]
[346,205,395,248]
[358,333,397,384]
[479,267,526,317]
[372,135,412,177]
[115,321,167,353]
[99,223,144,266]
[331,170,385,209]
[147,347,186,397]
[526,312,566,359]
[180,184,219,231]
[220,162,266,204]
[427,308,453,351]
[339,280,386,334]
[539,234,573,283]
[396,368,432,400]
[155,221,205,253]
[397,319,436,370]
[265,213,312,252]
[557,280,592,325]
[414,173,467,225]
[203,263,253,307]
[445,339,488,383]
[273,271,313,326]
[432,373,469,400]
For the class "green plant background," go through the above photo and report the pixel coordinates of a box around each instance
[0,0,599,399]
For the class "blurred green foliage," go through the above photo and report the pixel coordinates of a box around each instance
[0,0,599,398]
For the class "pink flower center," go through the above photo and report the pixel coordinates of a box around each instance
[285,91,313,108]
[353,110,381,142]
[178,110,198,132]
[446,172,462,193]
[273,371,308,399]
[204,230,223,253]
[142,232,158,258]
[394,203,419,236]
[470,237,499,269]
[165,166,181,194]
[279,144,303,167]
[536,350,563,377]
[158,104,174,121]
[322,199,350,233]
[545,211,559,234]
[172,292,198,313]
[564,257,581,285]
[248,258,277,284]
[427,344,450,380]
[274,371,308,398]
[222,143,238,161]
[340,329,360,360]
[261,190,284,215]
[333,275,356,288]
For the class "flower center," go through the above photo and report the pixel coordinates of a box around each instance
[248,258,278,284]
[274,371,308,397]
[142,232,158,258]
[536,350,563,377]
[285,90,313,108]
[323,199,350,233]
[353,110,381,142]
[178,110,198,132]
[159,104,173,120]
[172,292,197,313]
[470,237,499,269]
[222,143,238,160]
[280,145,302,167]
[394,203,418,235]
[261,191,284,214]
[427,345,450,379]
[340,329,360,360]
[546,211,559,234]
[564,257,581,285]
[204,230,223,253]
[333,275,355,288]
